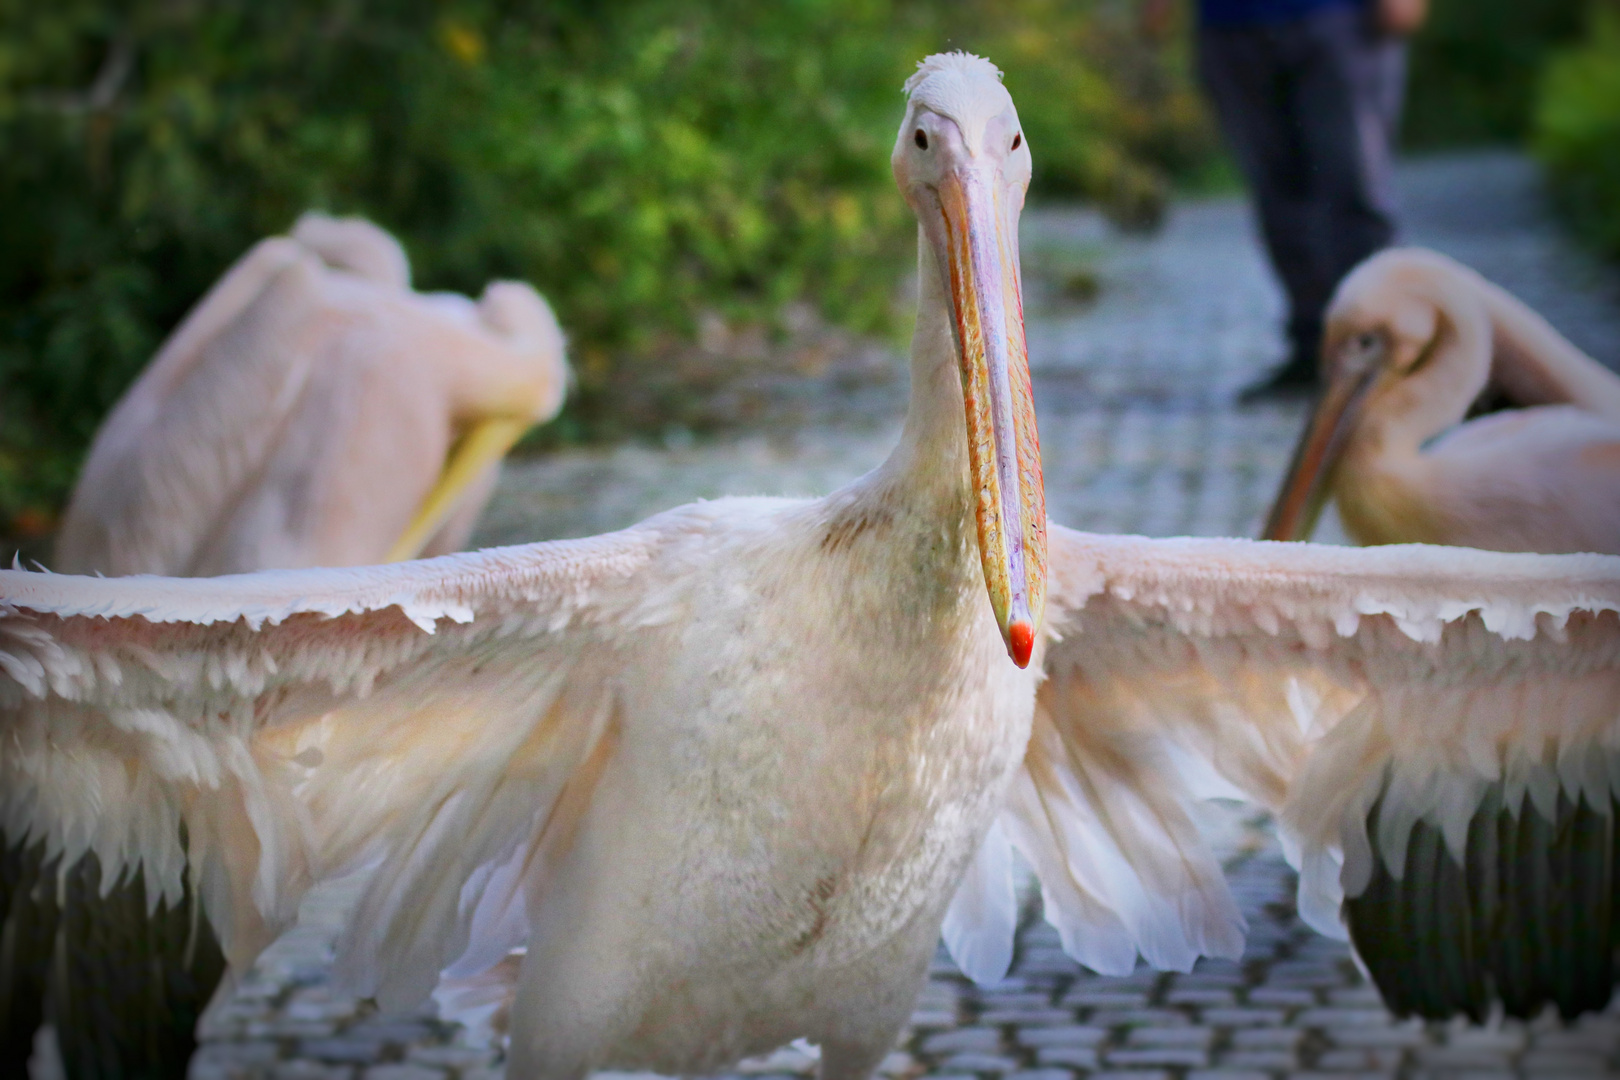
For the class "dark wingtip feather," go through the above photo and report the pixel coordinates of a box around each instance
[1347,777,1619,1025]
[49,847,226,1080]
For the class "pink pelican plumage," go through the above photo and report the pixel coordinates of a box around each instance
[1264,247,1620,553]
[55,211,570,577]
[3,57,1620,1078]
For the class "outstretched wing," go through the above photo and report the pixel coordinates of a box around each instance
[1,513,702,1011]
[976,526,1620,1019]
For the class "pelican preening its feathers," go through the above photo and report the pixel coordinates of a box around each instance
[3,56,1620,1078]
[56,211,570,578]
[1263,247,1620,554]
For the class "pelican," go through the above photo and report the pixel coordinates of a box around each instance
[1263,247,1620,553]
[8,212,568,1078]
[55,210,569,577]
[2,57,1619,1078]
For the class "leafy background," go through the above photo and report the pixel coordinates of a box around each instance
[0,0,1610,536]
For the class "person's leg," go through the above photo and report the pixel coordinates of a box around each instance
[1294,7,1403,307]
[1199,24,1327,395]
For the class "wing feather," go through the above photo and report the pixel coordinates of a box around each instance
[940,818,1017,986]
[0,516,699,1001]
[1019,527,1620,999]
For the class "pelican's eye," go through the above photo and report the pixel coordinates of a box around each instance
[1357,332,1379,352]
[914,129,928,150]
[1011,132,1022,151]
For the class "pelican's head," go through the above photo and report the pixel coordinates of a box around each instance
[894,53,1044,669]
[1263,249,1473,541]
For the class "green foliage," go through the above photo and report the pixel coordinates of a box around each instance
[1404,0,1587,147]
[1534,2,1620,259]
[0,0,1213,532]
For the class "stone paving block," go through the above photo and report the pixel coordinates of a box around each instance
[361,1066,446,1080]
[1017,950,1082,977]
[1314,1047,1404,1070]
[1248,988,1317,1008]
[1089,1008,1191,1028]
[937,1052,1021,1072]
[274,1021,351,1040]
[1188,1071,1271,1080]
[273,1064,356,1080]
[1005,1070,1076,1080]
[1034,1047,1101,1069]
[1104,1047,1211,1069]
[979,1007,1074,1026]
[189,1043,284,1080]
[286,993,360,1023]
[1089,1070,1172,1080]
[298,1039,393,1064]
[1062,990,1150,1009]
[1518,1048,1613,1073]
[1217,1049,1299,1070]
[978,992,1052,1009]
[1413,1044,1526,1070]
[1173,971,1247,990]
[403,1044,497,1069]
[1322,1024,1429,1050]
[1264,965,1347,990]
[1437,1027,1527,1054]
[1204,1007,1288,1028]
[1325,987,1385,1007]
[1126,1027,1214,1048]
[1017,1025,1110,1048]
[919,1028,1004,1054]
[1168,988,1237,1006]
[1533,1021,1620,1052]
[1231,1027,1304,1049]
[1296,1008,1394,1029]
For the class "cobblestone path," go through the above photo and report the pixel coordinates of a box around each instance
[184,152,1620,1080]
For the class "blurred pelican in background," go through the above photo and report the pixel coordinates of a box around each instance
[55,210,569,577]
[1263,247,1620,553]
[5,212,568,1079]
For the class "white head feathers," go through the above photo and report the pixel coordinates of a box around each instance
[903,52,1016,156]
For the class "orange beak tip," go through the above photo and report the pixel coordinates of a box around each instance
[1007,620,1035,669]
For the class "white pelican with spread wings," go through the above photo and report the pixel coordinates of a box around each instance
[4,55,1620,1078]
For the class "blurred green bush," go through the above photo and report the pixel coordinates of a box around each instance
[1534,2,1620,260]
[0,0,1214,534]
[1404,0,1586,147]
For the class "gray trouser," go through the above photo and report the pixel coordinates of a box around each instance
[1198,5,1405,360]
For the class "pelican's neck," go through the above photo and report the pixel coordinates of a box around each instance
[870,230,974,505]
[1354,281,1491,464]
[1479,280,1620,420]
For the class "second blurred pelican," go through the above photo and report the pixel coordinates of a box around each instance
[1264,247,1620,553]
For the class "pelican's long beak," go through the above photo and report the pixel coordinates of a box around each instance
[938,166,1046,667]
[1261,359,1380,542]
